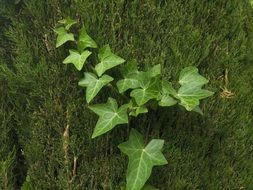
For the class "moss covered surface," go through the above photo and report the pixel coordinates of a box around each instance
[0,0,253,189]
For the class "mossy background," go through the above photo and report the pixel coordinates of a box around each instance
[1,0,253,189]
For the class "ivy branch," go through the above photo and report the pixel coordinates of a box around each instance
[54,18,214,190]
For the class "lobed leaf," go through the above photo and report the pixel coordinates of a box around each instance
[117,63,161,94]
[78,72,113,103]
[89,98,128,138]
[54,27,75,48]
[130,77,161,106]
[63,50,91,71]
[95,45,125,76]
[118,129,167,190]
[78,27,97,50]
[177,67,214,111]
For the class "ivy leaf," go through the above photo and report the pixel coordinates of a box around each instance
[118,129,167,190]
[95,45,125,76]
[159,95,177,107]
[78,27,97,50]
[58,18,77,30]
[78,72,113,103]
[117,60,140,93]
[129,105,148,117]
[63,50,91,71]
[146,64,161,78]
[117,62,161,93]
[89,98,128,138]
[54,27,75,48]
[158,81,177,107]
[177,67,214,111]
[130,77,161,106]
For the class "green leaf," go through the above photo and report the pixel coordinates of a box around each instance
[58,18,77,30]
[89,98,128,138]
[158,81,177,107]
[78,27,97,50]
[54,27,75,48]
[177,67,214,111]
[95,45,125,76]
[159,95,177,107]
[117,62,161,93]
[117,60,140,93]
[129,105,148,117]
[130,78,161,106]
[78,72,113,103]
[118,129,167,190]
[63,50,91,71]
[146,64,161,78]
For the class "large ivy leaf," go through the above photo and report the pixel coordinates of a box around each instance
[54,27,75,48]
[58,18,77,30]
[89,98,128,138]
[118,129,167,190]
[78,27,97,50]
[63,50,91,71]
[78,72,113,103]
[95,45,125,76]
[130,77,161,106]
[177,67,214,111]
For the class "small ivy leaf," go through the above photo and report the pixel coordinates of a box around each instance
[78,27,97,50]
[95,45,125,76]
[63,50,91,71]
[118,129,167,190]
[129,105,148,117]
[78,72,113,103]
[54,27,75,48]
[177,67,214,111]
[158,81,178,107]
[89,98,128,138]
[130,78,161,106]
[58,18,77,30]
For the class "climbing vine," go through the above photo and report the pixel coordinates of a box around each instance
[54,18,214,190]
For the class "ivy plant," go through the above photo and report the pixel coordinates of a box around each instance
[54,19,214,190]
